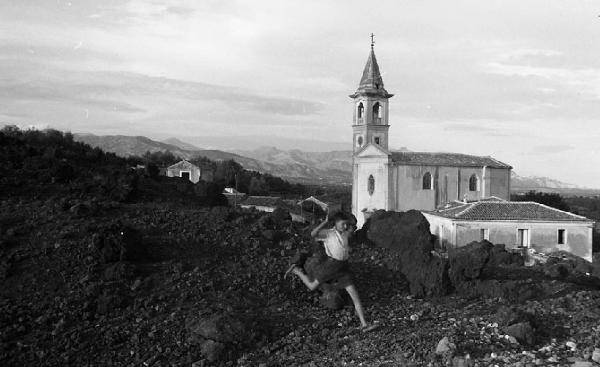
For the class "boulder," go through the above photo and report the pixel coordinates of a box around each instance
[271,207,292,226]
[447,240,494,286]
[495,305,536,346]
[200,339,226,362]
[187,313,245,344]
[435,336,456,355]
[367,210,449,297]
[504,322,535,346]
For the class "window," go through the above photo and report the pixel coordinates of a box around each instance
[480,229,489,241]
[357,102,364,120]
[368,175,375,195]
[469,174,479,191]
[558,229,566,245]
[357,135,363,147]
[517,229,529,247]
[374,137,380,145]
[373,103,381,123]
[422,172,432,190]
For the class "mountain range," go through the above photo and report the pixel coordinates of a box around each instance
[74,133,596,192]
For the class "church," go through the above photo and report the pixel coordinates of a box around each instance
[351,44,512,227]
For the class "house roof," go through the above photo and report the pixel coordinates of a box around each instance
[391,151,512,169]
[300,196,329,211]
[167,160,199,170]
[427,200,592,222]
[240,196,283,207]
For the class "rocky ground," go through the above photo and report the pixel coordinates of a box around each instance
[1,195,599,367]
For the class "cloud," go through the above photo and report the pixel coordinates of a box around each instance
[529,144,575,154]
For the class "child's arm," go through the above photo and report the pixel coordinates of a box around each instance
[310,211,329,239]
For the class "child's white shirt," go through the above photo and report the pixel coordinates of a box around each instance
[320,229,350,261]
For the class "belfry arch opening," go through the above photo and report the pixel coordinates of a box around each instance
[357,102,364,121]
[372,102,382,123]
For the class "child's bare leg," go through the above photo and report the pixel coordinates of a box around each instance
[345,284,368,327]
[291,267,320,291]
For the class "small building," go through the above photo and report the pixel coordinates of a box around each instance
[166,160,208,183]
[422,198,594,262]
[239,196,305,222]
[223,187,247,205]
[297,196,343,223]
[239,196,284,213]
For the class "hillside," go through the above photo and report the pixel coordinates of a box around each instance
[74,134,598,191]
[2,127,600,366]
[161,137,202,151]
[74,134,352,184]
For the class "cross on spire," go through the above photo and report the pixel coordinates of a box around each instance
[370,33,375,49]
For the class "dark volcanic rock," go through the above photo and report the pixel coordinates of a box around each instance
[200,339,226,362]
[318,283,347,310]
[505,322,535,345]
[495,305,537,346]
[92,225,144,263]
[271,207,292,226]
[187,313,245,344]
[367,210,449,297]
[448,240,494,286]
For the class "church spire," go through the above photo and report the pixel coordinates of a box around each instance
[351,35,393,98]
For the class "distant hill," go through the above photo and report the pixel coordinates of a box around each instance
[233,146,354,175]
[73,134,352,184]
[73,134,597,191]
[510,172,600,195]
[181,135,351,152]
[161,137,201,151]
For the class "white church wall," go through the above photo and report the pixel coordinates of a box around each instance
[488,168,511,200]
[354,159,389,226]
[394,165,437,211]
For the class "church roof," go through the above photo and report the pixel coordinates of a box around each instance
[350,47,393,98]
[427,200,592,222]
[391,151,512,169]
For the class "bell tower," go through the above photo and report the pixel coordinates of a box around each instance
[350,35,393,154]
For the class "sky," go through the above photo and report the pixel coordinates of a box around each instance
[1,0,600,187]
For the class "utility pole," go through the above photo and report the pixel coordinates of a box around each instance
[233,173,238,208]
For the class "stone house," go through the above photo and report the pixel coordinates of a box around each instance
[422,198,594,261]
[166,160,212,184]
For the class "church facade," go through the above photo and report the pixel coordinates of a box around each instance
[351,46,512,226]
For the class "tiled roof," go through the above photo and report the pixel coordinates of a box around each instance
[240,196,283,207]
[167,160,198,170]
[391,151,512,169]
[428,201,591,222]
[350,48,393,98]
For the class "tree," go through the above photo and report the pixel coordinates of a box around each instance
[214,159,243,186]
[511,191,570,212]
[248,176,269,195]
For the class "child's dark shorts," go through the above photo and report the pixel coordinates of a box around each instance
[293,244,353,289]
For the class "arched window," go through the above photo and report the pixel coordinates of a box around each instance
[357,102,364,120]
[357,135,363,147]
[368,175,375,195]
[422,172,432,190]
[469,174,479,191]
[372,102,381,123]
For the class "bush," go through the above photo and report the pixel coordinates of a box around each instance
[146,163,159,179]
